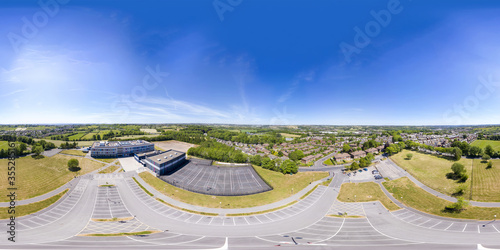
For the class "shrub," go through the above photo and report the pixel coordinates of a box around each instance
[406,153,413,160]
[445,197,469,213]
[486,161,493,169]
[68,159,81,172]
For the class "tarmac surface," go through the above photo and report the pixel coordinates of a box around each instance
[1,163,500,249]
[159,159,272,196]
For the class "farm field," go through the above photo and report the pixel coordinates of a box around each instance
[68,132,87,140]
[140,128,159,134]
[391,150,471,198]
[114,134,158,140]
[471,140,500,151]
[34,139,96,147]
[82,131,98,140]
[280,133,300,138]
[139,165,328,209]
[0,154,105,202]
[383,177,500,220]
[337,182,400,211]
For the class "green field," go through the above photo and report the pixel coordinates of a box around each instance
[280,133,300,138]
[34,139,96,147]
[0,189,68,219]
[391,150,500,201]
[471,140,500,152]
[114,134,158,140]
[0,155,105,202]
[98,165,120,174]
[60,150,87,156]
[383,177,500,220]
[82,131,99,140]
[139,166,328,209]
[337,182,400,211]
[391,150,472,198]
[68,132,87,140]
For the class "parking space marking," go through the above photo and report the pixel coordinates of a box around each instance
[492,225,500,233]
[462,224,467,232]
[444,223,454,230]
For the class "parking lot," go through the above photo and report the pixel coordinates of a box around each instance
[343,166,381,183]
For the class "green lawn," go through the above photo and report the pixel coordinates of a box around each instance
[337,182,400,211]
[98,165,120,174]
[114,134,158,140]
[280,133,300,138]
[60,149,87,156]
[0,155,105,202]
[391,150,500,202]
[383,177,500,220]
[323,158,335,165]
[0,189,68,219]
[68,132,87,140]
[94,158,118,164]
[82,131,98,140]
[34,139,96,147]
[391,150,472,198]
[471,140,500,152]
[138,166,328,209]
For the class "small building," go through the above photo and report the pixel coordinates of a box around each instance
[143,150,186,176]
[365,148,378,155]
[334,153,351,162]
[301,155,316,164]
[350,150,366,159]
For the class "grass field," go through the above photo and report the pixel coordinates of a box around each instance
[323,158,335,165]
[471,140,500,152]
[139,166,328,209]
[0,155,105,202]
[391,150,472,198]
[337,182,400,211]
[34,139,96,147]
[114,134,158,140]
[68,132,87,140]
[471,159,500,201]
[0,189,68,219]
[60,150,87,156]
[0,140,14,150]
[280,133,300,138]
[94,158,117,164]
[98,165,120,174]
[383,177,500,220]
[391,150,500,202]
[82,131,98,140]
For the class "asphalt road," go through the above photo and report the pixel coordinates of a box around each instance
[1,169,499,249]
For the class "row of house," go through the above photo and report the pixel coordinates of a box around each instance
[333,146,385,162]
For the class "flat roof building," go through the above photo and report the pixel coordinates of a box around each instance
[143,150,186,176]
[90,140,154,158]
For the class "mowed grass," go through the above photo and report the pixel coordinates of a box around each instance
[337,182,400,211]
[471,140,500,152]
[68,132,87,140]
[391,150,472,198]
[114,134,158,140]
[383,177,500,220]
[60,150,87,156]
[323,158,335,165]
[94,158,118,164]
[0,189,68,219]
[139,166,328,209]
[472,159,500,201]
[98,165,120,174]
[34,139,96,147]
[0,155,105,202]
[280,133,300,138]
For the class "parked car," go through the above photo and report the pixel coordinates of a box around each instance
[363,168,368,171]
[372,170,379,174]
[374,175,383,180]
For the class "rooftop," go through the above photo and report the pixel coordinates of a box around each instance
[146,149,185,165]
[92,140,152,148]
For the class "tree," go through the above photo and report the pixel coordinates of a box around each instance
[68,159,81,172]
[32,145,44,156]
[487,161,493,169]
[451,163,466,177]
[482,154,491,161]
[452,147,462,161]
[18,143,27,154]
[406,153,413,160]
[342,144,351,153]
[350,162,359,170]
[469,146,482,157]
[485,145,494,157]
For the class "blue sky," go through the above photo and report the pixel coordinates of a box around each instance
[1,0,500,125]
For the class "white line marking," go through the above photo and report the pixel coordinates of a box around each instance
[444,223,454,230]
[492,225,500,233]
[462,224,467,232]
[429,221,442,228]
[417,219,431,226]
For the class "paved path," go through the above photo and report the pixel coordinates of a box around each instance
[385,158,500,207]
[133,171,336,214]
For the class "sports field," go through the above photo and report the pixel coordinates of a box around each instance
[0,154,105,202]
[471,140,500,151]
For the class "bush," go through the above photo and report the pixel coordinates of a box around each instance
[451,163,466,176]
[445,197,469,213]
[459,174,468,183]
[486,161,493,169]
[406,153,413,160]
[482,154,491,161]
[453,184,467,196]
[68,159,81,172]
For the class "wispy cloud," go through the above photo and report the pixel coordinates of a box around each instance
[278,70,315,103]
[1,89,28,97]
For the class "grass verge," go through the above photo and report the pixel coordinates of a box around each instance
[80,231,160,237]
[92,217,133,222]
[383,177,500,220]
[99,165,120,174]
[337,182,400,211]
[138,166,327,209]
[156,198,218,216]
[226,201,298,216]
[132,177,154,196]
[300,185,318,200]
[0,189,68,219]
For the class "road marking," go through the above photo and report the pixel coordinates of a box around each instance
[408,216,422,223]
[429,221,442,228]
[477,225,480,233]
[195,216,204,224]
[243,216,250,225]
[444,223,454,230]
[254,216,262,224]
[462,224,467,232]
[417,219,431,226]
[208,217,215,225]
[492,225,500,233]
